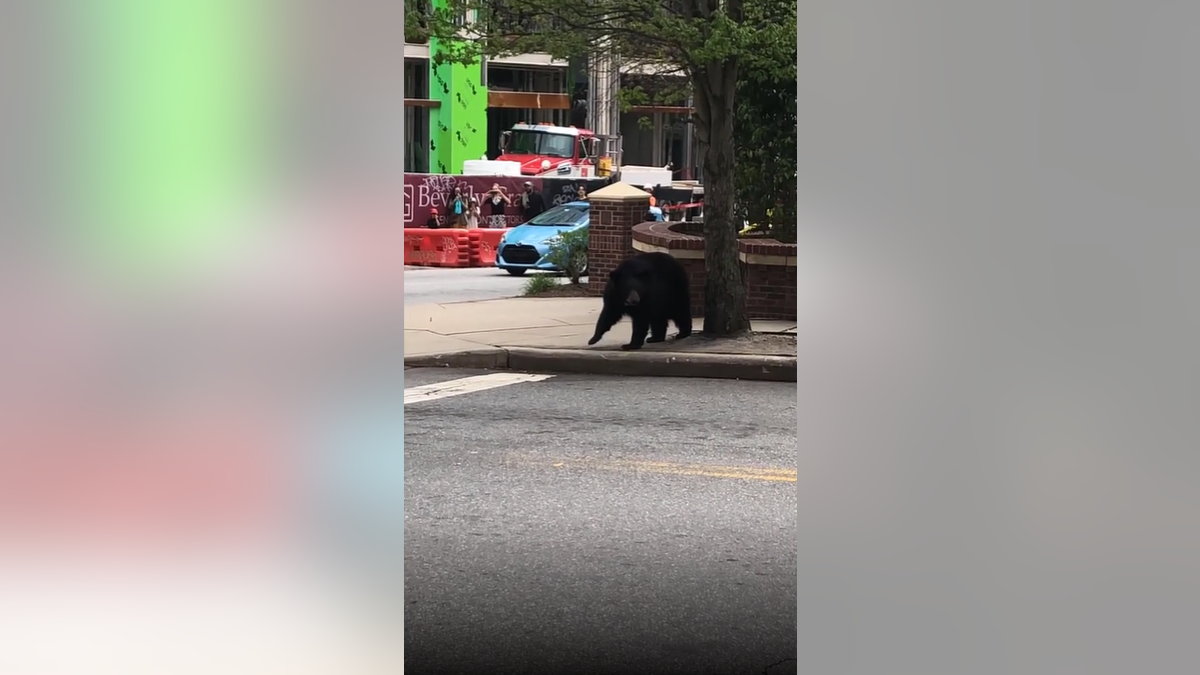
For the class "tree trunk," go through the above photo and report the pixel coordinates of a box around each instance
[691,61,750,336]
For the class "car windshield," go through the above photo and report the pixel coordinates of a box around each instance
[508,130,575,159]
[526,205,589,226]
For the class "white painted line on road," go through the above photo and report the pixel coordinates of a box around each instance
[503,455,797,483]
[404,372,555,406]
[557,458,797,483]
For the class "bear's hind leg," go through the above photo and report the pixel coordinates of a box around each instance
[623,315,650,350]
[647,317,669,343]
[672,305,693,340]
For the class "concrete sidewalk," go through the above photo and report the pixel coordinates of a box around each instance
[404,297,797,381]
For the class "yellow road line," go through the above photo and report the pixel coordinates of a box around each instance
[533,457,796,483]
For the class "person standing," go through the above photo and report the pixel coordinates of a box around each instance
[449,186,467,227]
[644,186,664,221]
[486,184,511,228]
[425,207,441,229]
[464,196,481,228]
[520,181,546,220]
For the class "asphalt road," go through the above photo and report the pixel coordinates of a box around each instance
[404,266,564,305]
[404,368,797,675]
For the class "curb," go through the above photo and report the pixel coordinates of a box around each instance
[403,348,509,370]
[404,347,795,382]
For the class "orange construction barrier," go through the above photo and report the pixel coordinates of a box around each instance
[403,228,471,267]
[467,228,506,267]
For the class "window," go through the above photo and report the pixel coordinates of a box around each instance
[404,0,431,44]
[508,130,575,159]
[405,107,430,173]
[543,133,574,158]
[405,58,430,173]
[485,66,566,94]
[405,58,428,99]
[486,2,567,35]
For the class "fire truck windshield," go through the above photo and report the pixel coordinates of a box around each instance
[508,130,575,159]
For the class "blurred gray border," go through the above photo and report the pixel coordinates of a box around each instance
[798,3,1200,674]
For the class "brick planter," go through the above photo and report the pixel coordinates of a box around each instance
[629,220,797,321]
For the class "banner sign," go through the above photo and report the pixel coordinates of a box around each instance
[403,174,614,228]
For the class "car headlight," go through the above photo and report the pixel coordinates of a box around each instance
[544,236,561,247]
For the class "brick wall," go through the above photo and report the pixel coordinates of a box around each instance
[676,257,794,321]
[742,261,796,320]
[587,195,649,295]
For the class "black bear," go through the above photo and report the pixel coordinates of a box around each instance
[588,252,693,350]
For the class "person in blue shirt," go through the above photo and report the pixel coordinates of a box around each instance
[450,186,467,227]
[644,186,665,221]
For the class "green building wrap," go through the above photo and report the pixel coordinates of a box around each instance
[428,2,489,175]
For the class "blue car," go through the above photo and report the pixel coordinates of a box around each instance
[495,201,590,276]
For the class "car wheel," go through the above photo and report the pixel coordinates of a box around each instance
[505,268,527,276]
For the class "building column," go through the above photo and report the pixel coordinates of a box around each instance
[588,41,621,139]
[683,95,695,180]
[652,113,665,167]
[586,182,652,296]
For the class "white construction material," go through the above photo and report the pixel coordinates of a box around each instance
[461,160,523,176]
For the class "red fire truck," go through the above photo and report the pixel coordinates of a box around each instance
[497,122,621,178]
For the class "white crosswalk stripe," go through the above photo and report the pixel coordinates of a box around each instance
[403,372,554,406]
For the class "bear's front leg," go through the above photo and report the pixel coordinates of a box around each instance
[623,316,650,350]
